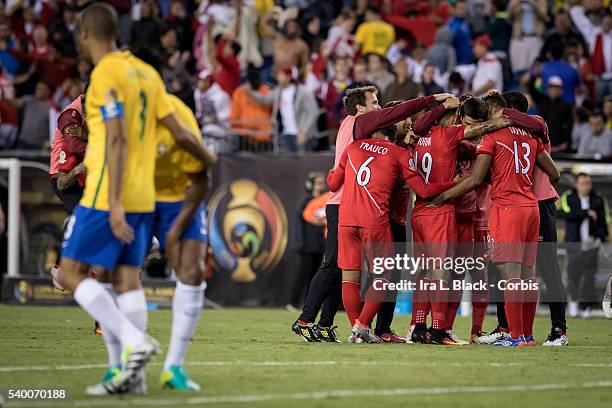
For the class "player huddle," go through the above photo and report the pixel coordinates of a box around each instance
[292,85,562,347]
[54,3,216,396]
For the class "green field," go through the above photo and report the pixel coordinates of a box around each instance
[0,305,611,408]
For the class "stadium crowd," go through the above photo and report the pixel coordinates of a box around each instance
[0,0,611,156]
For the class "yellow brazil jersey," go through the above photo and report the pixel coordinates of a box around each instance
[81,51,174,212]
[354,20,395,56]
[155,95,205,202]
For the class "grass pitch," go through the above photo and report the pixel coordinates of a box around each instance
[0,305,611,408]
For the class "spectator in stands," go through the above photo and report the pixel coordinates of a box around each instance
[577,109,612,159]
[486,0,511,58]
[288,171,327,313]
[471,34,503,96]
[422,63,445,96]
[540,9,588,61]
[35,42,76,91]
[230,66,273,150]
[408,43,429,85]
[11,80,51,150]
[166,0,194,53]
[302,14,323,47]
[447,0,472,65]
[354,5,395,56]
[366,53,394,96]
[570,5,612,104]
[28,25,50,60]
[321,56,351,131]
[541,42,582,106]
[562,172,609,319]
[604,96,612,129]
[270,18,309,72]
[247,66,319,152]
[383,58,421,106]
[448,70,467,96]
[427,26,456,77]
[130,0,161,51]
[0,19,20,77]
[209,29,241,96]
[571,106,591,152]
[507,0,548,76]
[194,69,232,153]
[48,4,78,58]
[527,74,573,152]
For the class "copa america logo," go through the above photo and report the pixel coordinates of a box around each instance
[208,179,288,282]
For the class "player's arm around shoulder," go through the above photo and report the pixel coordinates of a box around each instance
[429,154,491,206]
[535,145,560,185]
[328,148,349,192]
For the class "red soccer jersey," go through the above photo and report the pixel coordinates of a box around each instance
[476,126,544,207]
[413,124,465,215]
[389,178,410,225]
[455,139,478,214]
[328,139,454,228]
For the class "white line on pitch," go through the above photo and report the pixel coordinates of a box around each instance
[1,360,611,373]
[4,381,612,407]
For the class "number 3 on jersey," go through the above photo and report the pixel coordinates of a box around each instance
[357,156,375,186]
[513,141,531,174]
[414,151,432,184]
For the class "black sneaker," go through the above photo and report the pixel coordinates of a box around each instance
[428,328,446,345]
[291,320,320,342]
[410,323,429,344]
[542,327,569,347]
[314,325,341,343]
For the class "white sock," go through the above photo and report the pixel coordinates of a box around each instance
[100,283,122,367]
[117,289,148,333]
[74,278,145,348]
[163,281,205,371]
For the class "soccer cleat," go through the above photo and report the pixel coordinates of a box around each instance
[428,328,446,345]
[470,331,488,344]
[522,335,536,346]
[352,320,383,344]
[291,320,320,343]
[88,337,160,395]
[405,324,415,344]
[444,330,469,345]
[85,368,146,395]
[160,365,201,391]
[314,325,341,343]
[50,265,64,291]
[101,365,121,384]
[94,321,103,335]
[474,326,510,344]
[542,328,569,347]
[379,331,406,343]
[410,323,429,344]
[493,335,525,347]
[347,334,364,344]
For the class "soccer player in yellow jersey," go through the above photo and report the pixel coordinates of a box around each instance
[58,3,215,395]
[148,95,209,391]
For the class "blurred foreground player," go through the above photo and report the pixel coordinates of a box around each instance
[430,92,560,347]
[154,95,215,391]
[59,3,212,395]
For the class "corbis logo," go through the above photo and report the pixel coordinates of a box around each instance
[208,179,287,282]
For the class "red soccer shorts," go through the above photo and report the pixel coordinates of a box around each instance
[488,204,540,267]
[338,225,393,270]
[411,210,457,259]
[455,212,474,257]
